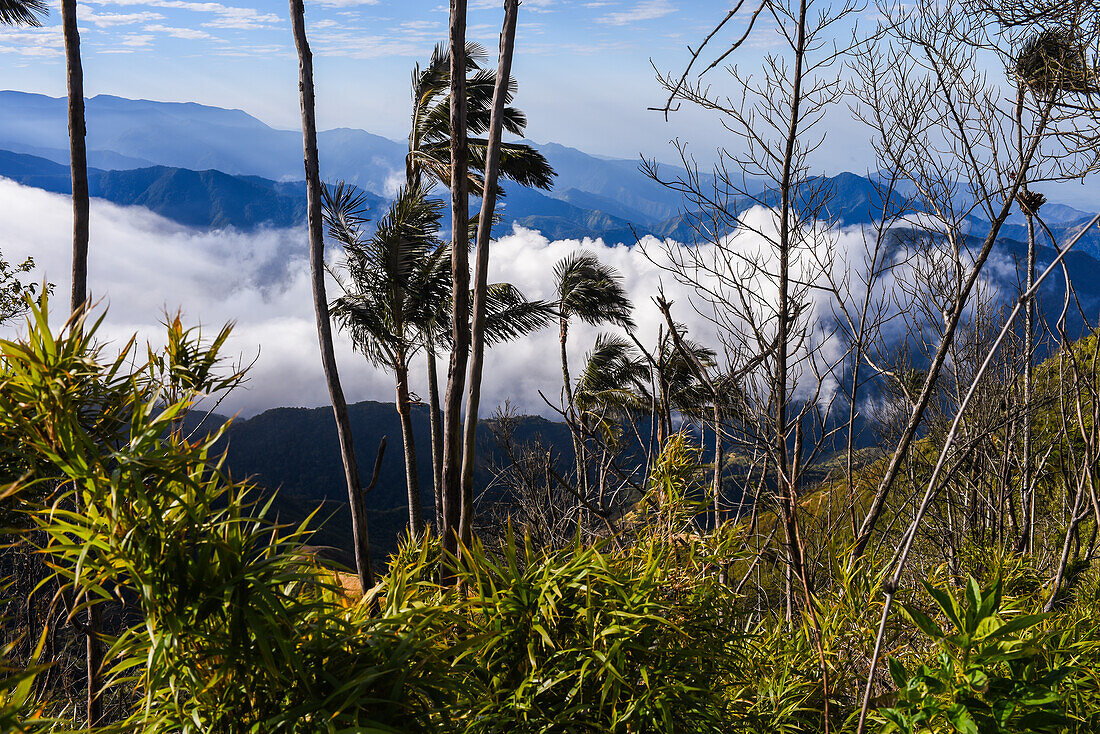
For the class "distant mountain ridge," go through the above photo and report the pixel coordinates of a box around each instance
[0,90,695,234]
[1,90,1098,257]
[0,148,382,231]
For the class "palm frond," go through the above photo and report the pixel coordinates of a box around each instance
[554,251,635,330]
[575,334,650,414]
[467,140,555,191]
[482,283,556,345]
[0,0,46,26]
[327,185,444,369]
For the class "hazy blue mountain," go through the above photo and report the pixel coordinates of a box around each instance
[0,149,385,231]
[518,139,693,222]
[0,91,406,192]
[494,183,642,242]
[555,187,660,225]
[2,90,1096,255]
[0,92,710,222]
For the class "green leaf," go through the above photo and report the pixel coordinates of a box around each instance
[900,603,945,640]
[947,703,979,734]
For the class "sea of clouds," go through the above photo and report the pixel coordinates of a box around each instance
[0,179,717,418]
[0,178,1012,421]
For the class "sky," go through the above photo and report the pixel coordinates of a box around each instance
[0,0,881,170]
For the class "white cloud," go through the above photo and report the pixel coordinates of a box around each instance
[0,25,63,58]
[85,0,279,29]
[144,23,213,38]
[0,180,709,419]
[78,7,165,26]
[120,33,154,46]
[598,0,674,25]
[1,179,996,422]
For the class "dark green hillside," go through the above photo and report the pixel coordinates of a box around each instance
[200,400,575,565]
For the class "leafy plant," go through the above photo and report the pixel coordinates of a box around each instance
[877,577,1073,733]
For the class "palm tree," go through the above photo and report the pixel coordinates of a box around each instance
[404,37,555,537]
[554,252,635,407]
[327,184,447,536]
[553,251,635,492]
[327,184,554,536]
[407,41,554,194]
[289,0,374,605]
[0,0,45,25]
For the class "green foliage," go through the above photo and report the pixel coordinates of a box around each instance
[0,253,47,327]
[878,577,1073,733]
[0,624,51,733]
[452,532,740,733]
[6,294,1100,733]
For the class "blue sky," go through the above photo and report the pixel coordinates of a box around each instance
[0,0,882,169]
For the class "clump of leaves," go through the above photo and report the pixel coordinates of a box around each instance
[453,530,740,733]
[0,253,46,327]
[877,576,1073,733]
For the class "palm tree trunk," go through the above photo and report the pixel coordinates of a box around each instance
[61,0,98,724]
[63,0,89,316]
[395,355,424,535]
[441,0,470,562]
[460,0,520,544]
[427,346,444,531]
[290,0,374,596]
[440,0,470,563]
[560,317,587,496]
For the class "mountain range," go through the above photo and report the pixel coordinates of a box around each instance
[4,90,1099,260]
[0,90,699,243]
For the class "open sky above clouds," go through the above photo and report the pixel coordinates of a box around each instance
[0,0,881,169]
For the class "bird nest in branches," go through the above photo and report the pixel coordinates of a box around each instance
[1014,28,1098,96]
[1016,188,1047,216]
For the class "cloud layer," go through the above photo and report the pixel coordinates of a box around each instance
[0,180,713,419]
[0,179,1013,423]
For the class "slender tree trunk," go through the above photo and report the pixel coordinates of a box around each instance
[290,0,374,595]
[61,1,98,724]
[1018,212,1037,553]
[395,355,424,535]
[712,405,723,527]
[63,0,89,316]
[427,346,444,531]
[560,317,587,497]
[773,2,829,727]
[459,0,520,544]
[441,0,470,562]
[776,0,811,603]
